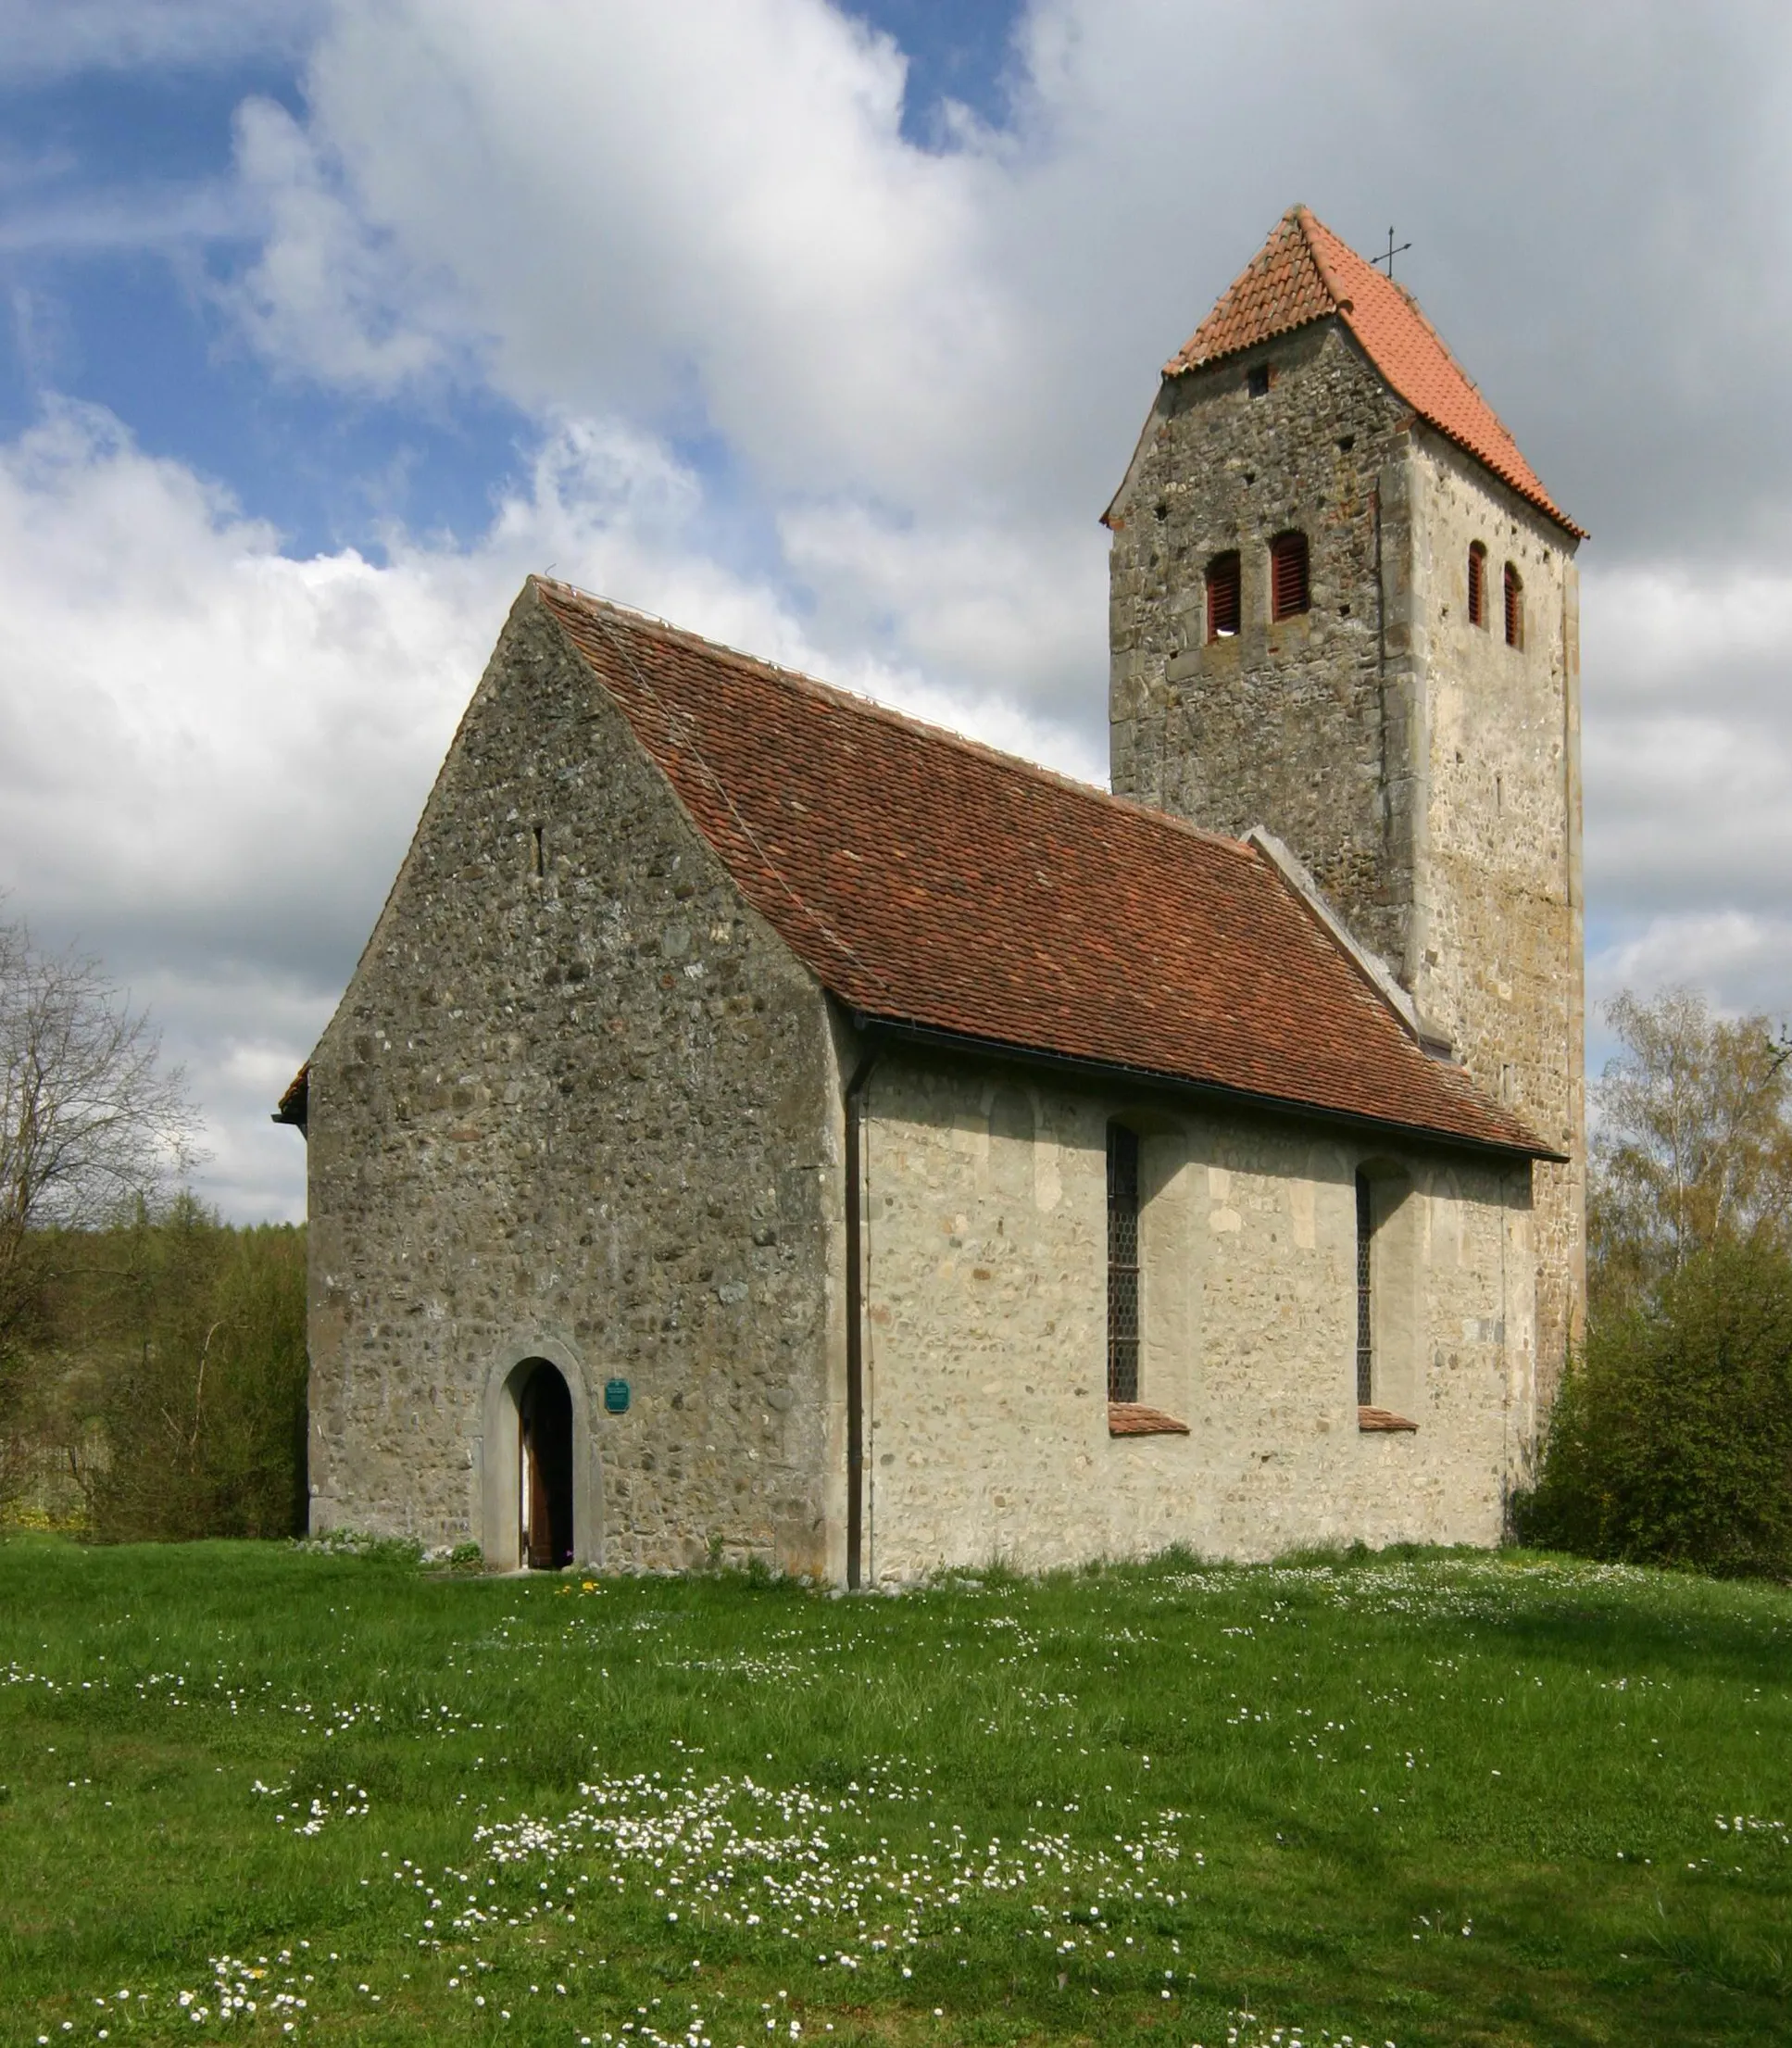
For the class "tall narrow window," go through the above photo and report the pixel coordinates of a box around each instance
[1205,552,1241,641]
[1503,562,1523,648]
[1107,1124,1141,1402]
[1270,531,1310,621]
[1355,1169,1374,1404]
[1467,543,1487,627]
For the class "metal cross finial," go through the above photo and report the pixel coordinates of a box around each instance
[1371,226,1412,279]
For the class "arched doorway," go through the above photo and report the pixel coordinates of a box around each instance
[518,1359,574,1570]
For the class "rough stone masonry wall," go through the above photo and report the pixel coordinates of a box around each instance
[1409,434,1585,1395]
[859,1049,1535,1581]
[306,590,842,1574]
[1108,321,1422,972]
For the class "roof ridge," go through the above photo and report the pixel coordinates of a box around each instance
[533,575,1261,865]
[1289,203,1352,313]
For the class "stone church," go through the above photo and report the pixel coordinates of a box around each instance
[278,207,1585,1582]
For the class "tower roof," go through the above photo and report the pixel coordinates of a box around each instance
[1167,207,1583,538]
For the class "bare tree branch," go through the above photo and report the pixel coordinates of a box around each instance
[1591,986,1792,1307]
[0,910,204,1373]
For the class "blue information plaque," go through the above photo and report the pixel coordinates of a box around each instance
[603,1377,631,1415]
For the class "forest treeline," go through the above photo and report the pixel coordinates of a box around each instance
[2,1204,307,1541]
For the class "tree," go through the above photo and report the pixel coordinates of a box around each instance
[1588,986,1792,1311]
[1516,1237,1792,1578]
[89,1206,309,1543]
[0,911,202,1490]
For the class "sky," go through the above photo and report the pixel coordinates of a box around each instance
[2,0,1790,1223]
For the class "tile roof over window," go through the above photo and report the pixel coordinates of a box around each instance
[1165,207,1583,538]
[537,581,1557,1161]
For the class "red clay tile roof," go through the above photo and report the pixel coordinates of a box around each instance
[273,1062,308,1129]
[1167,207,1583,538]
[537,580,1556,1160]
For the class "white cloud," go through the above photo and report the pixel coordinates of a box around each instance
[1590,911,1792,1025]
[9,2,1792,1210]
[0,0,321,80]
[213,0,1792,741]
[228,97,458,388]
[238,0,1017,501]
[1581,565,1792,923]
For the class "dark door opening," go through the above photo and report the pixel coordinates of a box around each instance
[519,1360,574,1569]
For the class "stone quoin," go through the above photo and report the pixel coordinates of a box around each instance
[278,207,1583,1581]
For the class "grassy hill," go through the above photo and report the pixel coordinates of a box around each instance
[1,1538,1787,2045]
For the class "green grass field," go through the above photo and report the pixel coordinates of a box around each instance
[2,1538,1788,2047]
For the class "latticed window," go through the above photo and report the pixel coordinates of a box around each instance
[1206,552,1241,641]
[1355,1169,1374,1404]
[1107,1124,1141,1402]
[1270,531,1310,621]
[1503,561,1523,648]
[1468,542,1487,628]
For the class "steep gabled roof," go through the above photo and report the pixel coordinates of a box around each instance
[536,580,1556,1160]
[1165,207,1583,538]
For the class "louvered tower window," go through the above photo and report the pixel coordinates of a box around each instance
[1468,542,1487,628]
[1206,551,1241,641]
[1504,562,1523,648]
[1107,1124,1141,1403]
[1270,531,1310,621]
[1355,1170,1374,1404]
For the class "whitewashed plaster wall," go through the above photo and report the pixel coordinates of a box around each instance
[858,1051,1535,1581]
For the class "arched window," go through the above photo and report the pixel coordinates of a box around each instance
[1269,531,1310,621]
[1503,562,1523,648]
[1354,1169,1375,1404]
[1353,1164,1420,1430]
[1205,551,1241,641]
[1106,1123,1141,1402]
[1467,543,1487,628]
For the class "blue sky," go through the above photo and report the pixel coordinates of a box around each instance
[2,0,1790,1220]
[0,3,1028,561]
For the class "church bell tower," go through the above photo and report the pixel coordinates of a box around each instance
[1104,206,1585,1399]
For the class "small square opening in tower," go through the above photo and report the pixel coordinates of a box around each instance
[1247,362,1273,398]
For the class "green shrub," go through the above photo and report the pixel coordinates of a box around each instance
[1518,1238,1792,1578]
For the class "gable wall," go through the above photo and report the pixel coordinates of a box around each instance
[306,592,843,1574]
[858,1049,1534,1581]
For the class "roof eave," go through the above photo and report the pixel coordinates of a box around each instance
[1406,413,1587,541]
[843,1010,1565,1165]
[1160,308,1335,383]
